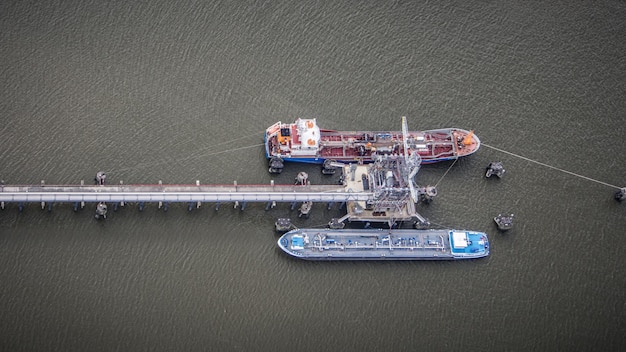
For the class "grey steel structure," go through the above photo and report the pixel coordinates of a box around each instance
[1,118,436,226]
[0,183,372,204]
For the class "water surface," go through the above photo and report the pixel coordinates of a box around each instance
[1,1,625,351]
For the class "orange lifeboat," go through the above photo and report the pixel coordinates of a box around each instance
[462,131,475,145]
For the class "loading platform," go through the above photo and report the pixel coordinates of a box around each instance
[1,138,435,226]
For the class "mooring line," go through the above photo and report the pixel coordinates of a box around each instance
[193,143,264,159]
[434,158,458,189]
[481,143,622,190]
[112,143,265,174]
[112,129,266,173]
[428,220,456,230]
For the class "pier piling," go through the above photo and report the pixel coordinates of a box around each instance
[196,180,202,208]
[41,180,45,209]
[80,180,85,209]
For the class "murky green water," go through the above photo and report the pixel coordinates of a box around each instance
[1,1,625,351]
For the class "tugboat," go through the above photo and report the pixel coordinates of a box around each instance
[265,118,480,172]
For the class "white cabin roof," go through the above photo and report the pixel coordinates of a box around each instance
[452,232,468,249]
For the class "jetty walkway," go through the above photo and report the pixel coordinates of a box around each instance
[0,182,373,204]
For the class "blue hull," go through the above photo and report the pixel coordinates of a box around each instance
[264,151,458,165]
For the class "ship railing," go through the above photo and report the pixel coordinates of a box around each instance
[429,149,458,158]
[0,190,375,203]
[310,239,445,251]
[312,242,430,251]
[266,121,283,135]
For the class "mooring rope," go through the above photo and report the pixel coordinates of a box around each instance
[114,143,265,174]
[111,130,266,174]
[481,143,622,190]
[191,143,264,159]
[433,158,458,189]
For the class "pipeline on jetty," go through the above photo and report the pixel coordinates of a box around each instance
[1,149,435,229]
[0,176,376,223]
[0,183,371,204]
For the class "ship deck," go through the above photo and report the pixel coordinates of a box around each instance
[266,122,479,162]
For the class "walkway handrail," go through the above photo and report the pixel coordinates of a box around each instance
[0,187,374,203]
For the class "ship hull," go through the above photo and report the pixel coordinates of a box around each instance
[278,228,489,261]
[264,155,459,165]
[264,119,480,166]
